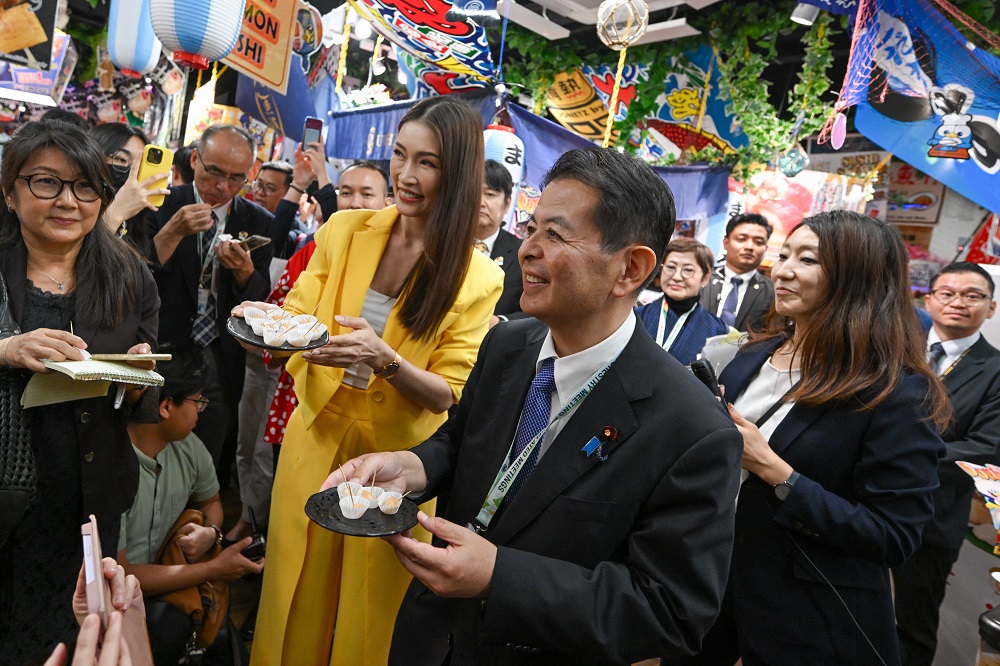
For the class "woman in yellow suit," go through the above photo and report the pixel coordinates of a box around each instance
[243,97,504,665]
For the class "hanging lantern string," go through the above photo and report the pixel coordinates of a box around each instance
[368,34,384,85]
[336,9,354,93]
[195,68,203,90]
[496,0,513,83]
[601,46,629,148]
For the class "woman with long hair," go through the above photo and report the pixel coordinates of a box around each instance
[89,122,168,254]
[0,121,159,662]
[243,96,504,665]
[681,211,949,665]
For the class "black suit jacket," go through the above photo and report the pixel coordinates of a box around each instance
[0,240,159,534]
[489,229,523,317]
[147,185,272,383]
[704,340,944,665]
[389,318,742,665]
[699,266,773,332]
[923,336,1000,549]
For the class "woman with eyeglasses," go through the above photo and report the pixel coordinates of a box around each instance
[636,237,729,365]
[0,121,160,662]
[90,123,169,254]
[677,211,949,666]
[236,96,503,666]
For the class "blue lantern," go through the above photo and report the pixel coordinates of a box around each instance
[149,0,247,70]
[109,0,162,78]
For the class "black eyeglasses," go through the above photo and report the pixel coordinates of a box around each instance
[662,263,701,280]
[197,153,248,188]
[252,180,279,197]
[106,149,133,170]
[184,397,211,413]
[930,288,991,306]
[17,174,101,202]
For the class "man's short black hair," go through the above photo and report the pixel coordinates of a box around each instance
[157,345,207,404]
[173,144,195,184]
[931,261,996,297]
[259,160,293,187]
[726,212,773,239]
[542,148,675,262]
[484,159,513,200]
[341,160,390,194]
[40,108,89,130]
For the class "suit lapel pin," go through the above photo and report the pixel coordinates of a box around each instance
[582,426,617,461]
[753,284,759,290]
[494,256,504,266]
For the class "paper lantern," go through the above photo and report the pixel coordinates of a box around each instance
[108,0,162,78]
[596,0,648,51]
[484,125,525,227]
[149,0,247,70]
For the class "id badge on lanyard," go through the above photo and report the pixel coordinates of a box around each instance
[197,287,211,315]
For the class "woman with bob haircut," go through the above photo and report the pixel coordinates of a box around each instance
[680,210,949,666]
[636,236,728,365]
[0,121,159,661]
[242,96,503,665]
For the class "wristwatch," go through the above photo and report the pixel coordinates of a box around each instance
[374,352,402,379]
[773,471,800,501]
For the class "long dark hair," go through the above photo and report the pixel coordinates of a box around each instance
[395,97,484,340]
[0,120,143,330]
[748,210,951,428]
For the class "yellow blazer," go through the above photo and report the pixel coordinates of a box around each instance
[285,205,504,450]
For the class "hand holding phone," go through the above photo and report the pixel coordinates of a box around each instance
[236,234,272,252]
[135,145,174,208]
[302,116,323,150]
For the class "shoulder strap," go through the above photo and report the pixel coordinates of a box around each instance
[755,380,801,428]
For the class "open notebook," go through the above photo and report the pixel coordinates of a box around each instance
[21,359,164,408]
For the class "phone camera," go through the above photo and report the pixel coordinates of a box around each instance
[147,148,162,165]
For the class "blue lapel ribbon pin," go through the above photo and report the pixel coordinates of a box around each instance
[582,426,617,460]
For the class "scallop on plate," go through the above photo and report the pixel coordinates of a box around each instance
[227,309,330,351]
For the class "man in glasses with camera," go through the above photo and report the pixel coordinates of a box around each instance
[894,261,1000,665]
[148,124,274,486]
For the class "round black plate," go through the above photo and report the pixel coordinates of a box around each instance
[305,489,418,537]
[226,316,329,352]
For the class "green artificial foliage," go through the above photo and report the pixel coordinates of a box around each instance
[65,22,107,83]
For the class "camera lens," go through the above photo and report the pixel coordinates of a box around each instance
[148,148,162,164]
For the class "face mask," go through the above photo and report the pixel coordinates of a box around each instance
[108,164,130,192]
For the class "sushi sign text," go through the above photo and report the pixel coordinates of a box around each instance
[223,0,296,95]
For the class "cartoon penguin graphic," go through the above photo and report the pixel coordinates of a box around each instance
[927,84,974,159]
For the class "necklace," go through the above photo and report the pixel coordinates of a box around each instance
[27,261,71,291]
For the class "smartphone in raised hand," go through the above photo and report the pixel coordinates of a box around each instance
[135,144,174,208]
[302,116,323,149]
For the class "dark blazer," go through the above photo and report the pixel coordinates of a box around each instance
[389,318,743,665]
[0,240,159,531]
[699,266,773,332]
[924,336,1000,550]
[490,229,523,316]
[147,185,272,384]
[697,339,944,665]
[636,296,728,366]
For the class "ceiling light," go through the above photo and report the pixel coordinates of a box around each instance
[497,0,570,40]
[790,3,820,26]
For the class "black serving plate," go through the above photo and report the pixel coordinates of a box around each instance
[305,489,419,537]
[226,315,329,352]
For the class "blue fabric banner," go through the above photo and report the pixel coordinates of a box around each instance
[852,0,1000,215]
[235,53,315,143]
[507,103,729,220]
[324,90,498,160]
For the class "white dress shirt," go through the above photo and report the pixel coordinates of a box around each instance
[477,228,501,256]
[927,328,981,375]
[732,359,800,485]
[715,266,759,318]
[530,312,636,458]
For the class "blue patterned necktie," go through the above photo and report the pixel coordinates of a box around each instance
[928,341,946,375]
[720,276,743,328]
[191,212,219,347]
[505,357,557,503]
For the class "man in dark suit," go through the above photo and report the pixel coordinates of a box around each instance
[476,159,523,318]
[147,124,273,477]
[894,261,1000,665]
[333,148,742,664]
[700,213,774,332]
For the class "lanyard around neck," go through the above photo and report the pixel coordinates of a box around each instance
[657,300,691,351]
[471,360,615,533]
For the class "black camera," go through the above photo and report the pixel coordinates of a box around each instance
[146,147,163,165]
[240,507,266,562]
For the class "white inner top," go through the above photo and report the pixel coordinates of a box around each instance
[732,358,800,485]
[342,288,398,389]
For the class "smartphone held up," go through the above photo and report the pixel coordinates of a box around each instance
[136,144,174,208]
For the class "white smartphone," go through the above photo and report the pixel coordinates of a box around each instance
[302,116,323,148]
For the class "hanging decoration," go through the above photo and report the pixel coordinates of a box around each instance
[484,125,525,227]
[396,49,487,98]
[595,0,648,148]
[149,0,247,70]
[546,69,616,143]
[108,0,162,77]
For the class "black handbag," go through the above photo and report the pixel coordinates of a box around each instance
[0,269,33,547]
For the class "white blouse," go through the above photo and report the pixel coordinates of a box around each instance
[732,359,800,484]
[342,288,398,389]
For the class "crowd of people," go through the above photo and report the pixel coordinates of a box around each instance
[0,95,997,666]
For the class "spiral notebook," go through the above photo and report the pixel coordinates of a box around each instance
[21,360,164,408]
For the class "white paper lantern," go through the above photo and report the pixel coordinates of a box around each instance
[596,0,648,51]
[484,125,525,227]
[149,0,247,70]
[108,0,162,77]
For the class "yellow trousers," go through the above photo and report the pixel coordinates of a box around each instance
[250,386,432,666]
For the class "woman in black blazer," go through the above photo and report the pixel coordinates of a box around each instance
[677,211,950,666]
[0,121,159,662]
